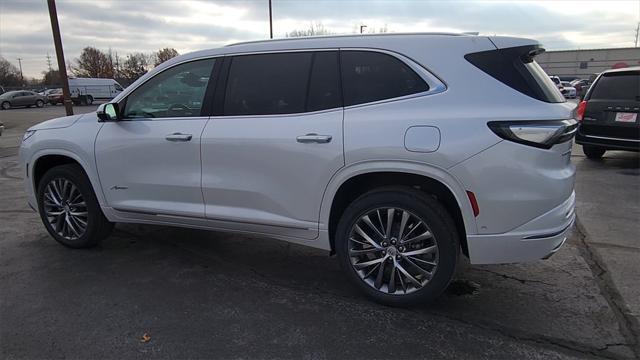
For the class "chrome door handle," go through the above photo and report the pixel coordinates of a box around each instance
[165,133,193,142]
[296,133,332,144]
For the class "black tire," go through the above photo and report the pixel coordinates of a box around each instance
[583,145,605,159]
[37,164,113,248]
[86,96,93,105]
[35,99,44,108]
[335,186,459,306]
[1,101,9,110]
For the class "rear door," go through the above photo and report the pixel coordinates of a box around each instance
[201,51,344,239]
[583,70,640,141]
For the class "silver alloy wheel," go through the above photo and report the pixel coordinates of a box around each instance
[43,178,88,240]
[349,207,439,295]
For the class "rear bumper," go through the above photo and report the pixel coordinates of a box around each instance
[576,130,640,152]
[466,191,575,264]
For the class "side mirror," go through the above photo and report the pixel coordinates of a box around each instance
[97,103,120,122]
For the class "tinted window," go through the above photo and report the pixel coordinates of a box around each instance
[466,46,565,103]
[307,51,341,111]
[341,51,428,106]
[114,84,124,91]
[225,52,312,115]
[124,58,215,119]
[590,72,640,101]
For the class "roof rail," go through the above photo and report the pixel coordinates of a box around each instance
[226,32,467,47]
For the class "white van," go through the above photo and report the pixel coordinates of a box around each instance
[68,78,124,105]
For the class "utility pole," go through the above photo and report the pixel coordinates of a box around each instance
[360,25,367,34]
[16,58,24,83]
[47,0,73,115]
[46,53,53,72]
[635,22,639,47]
[268,0,273,39]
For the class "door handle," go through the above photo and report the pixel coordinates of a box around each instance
[165,133,193,142]
[296,133,332,144]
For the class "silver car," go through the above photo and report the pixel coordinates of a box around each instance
[0,90,46,110]
[20,33,577,305]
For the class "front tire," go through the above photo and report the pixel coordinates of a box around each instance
[583,145,605,159]
[36,99,44,108]
[335,187,459,306]
[37,164,113,248]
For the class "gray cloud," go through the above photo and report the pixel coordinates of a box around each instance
[0,0,637,78]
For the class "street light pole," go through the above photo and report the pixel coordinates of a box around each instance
[47,0,73,116]
[16,58,23,84]
[268,0,273,39]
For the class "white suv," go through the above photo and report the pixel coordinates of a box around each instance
[20,34,577,305]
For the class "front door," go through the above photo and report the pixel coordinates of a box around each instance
[201,51,344,239]
[95,58,217,218]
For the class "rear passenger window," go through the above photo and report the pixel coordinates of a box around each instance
[224,52,312,115]
[341,51,428,106]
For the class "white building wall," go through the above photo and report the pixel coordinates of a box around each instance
[537,47,640,79]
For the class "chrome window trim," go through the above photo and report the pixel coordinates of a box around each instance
[339,47,447,110]
[117,47,447,118]
[218,47,446,117]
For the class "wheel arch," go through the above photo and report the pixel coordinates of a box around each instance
[321,161,477,257]
[30,149,106,206]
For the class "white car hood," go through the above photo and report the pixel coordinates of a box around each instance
[29,113,86,131]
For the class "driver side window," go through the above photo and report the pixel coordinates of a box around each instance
[123,58,215,119]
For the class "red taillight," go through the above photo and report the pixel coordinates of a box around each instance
[466,191,479,217]
[576,100,587,121]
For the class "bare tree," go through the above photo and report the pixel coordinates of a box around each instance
[120,53,149,84]
[73,47,114,78]
[0,56,23,86]
[153,48,179,67]
[42,69,61,86]
[286,22,332,37]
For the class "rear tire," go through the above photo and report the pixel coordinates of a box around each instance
[583,145,605,159]
[86,96,93,105]
[37,164,113,248]
[1,101,11,110]
[335,187,459,306]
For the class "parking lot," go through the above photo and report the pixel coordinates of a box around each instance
[0,105,638,359]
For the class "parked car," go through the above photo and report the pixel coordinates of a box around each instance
[0,90,46,110]
[549,75,568,96]
[20,34,577,305]
[570,79,590,98]
[575,67,639,159]
[560,81,577,98]
[68,78,124,105]
[46,88,64,105]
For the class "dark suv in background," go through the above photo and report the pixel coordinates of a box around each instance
[576,67,640,159]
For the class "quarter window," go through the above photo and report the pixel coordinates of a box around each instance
[341,51,429,106]
[123,58,215,119]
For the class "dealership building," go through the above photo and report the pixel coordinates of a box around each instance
[537,47,640,80]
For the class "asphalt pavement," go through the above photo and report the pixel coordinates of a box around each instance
[0,105,638,359]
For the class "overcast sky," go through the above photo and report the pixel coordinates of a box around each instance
[1,0,639,78]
